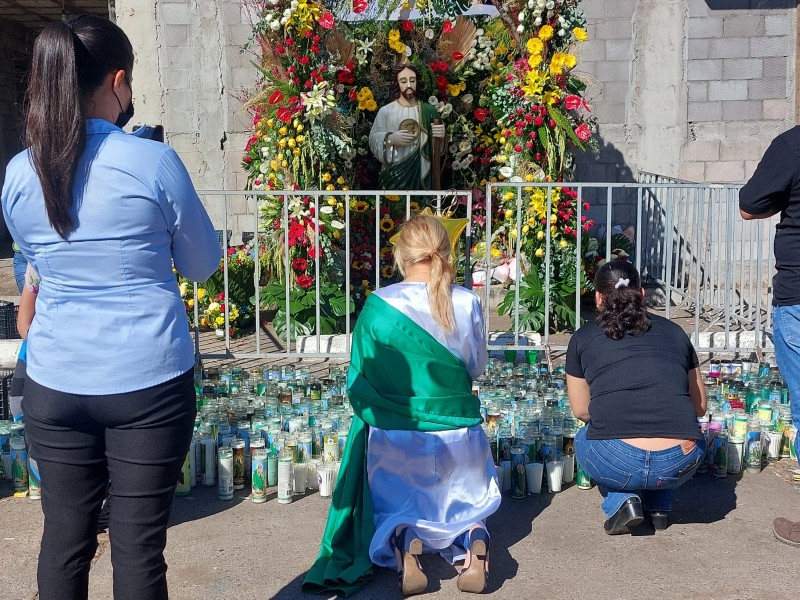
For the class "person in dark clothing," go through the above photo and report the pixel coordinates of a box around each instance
[740,126,800,546]
[566,261,707,535]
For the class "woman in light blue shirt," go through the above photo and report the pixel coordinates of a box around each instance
[1,15,221,600]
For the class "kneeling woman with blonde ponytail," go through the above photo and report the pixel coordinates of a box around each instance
[304,215,500,597]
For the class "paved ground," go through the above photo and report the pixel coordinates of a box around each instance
[2,246,798,599]
[2,461,799,600]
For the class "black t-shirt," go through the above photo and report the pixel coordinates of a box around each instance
[739,126,800,306]
[565,314,702,440]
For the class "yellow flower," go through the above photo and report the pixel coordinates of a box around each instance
[410,201,420,212]
[338,207,345,217]
[380,217,394,232]
[385,195,400,202]
[495,42,508,56]
[197,288,207,300]
[361,279,370,287]
[326,184,335,191]
[279,126,287,135]
[365,99,377,111]
[296,135,305,143]
[327,197,337,206]
[526,37,544,55]
[573,27,587,41]
[381,265,393,278]
[522,69,546,98]
[333,231,341,239]
[187,298,195,308]
[528,54,543,69]
[543,91,559,105]
[559,239,569,248]
[564,54,577,69]
[353,200,369,213]
[537,231,545,240]
[503,192,515,201]
[388,29,400,42]
[535,248,544,258]
[266,118,275,127]
[215,316,225,327]
[505,209,514,220]
[522,225,530,234]
[336,176,345,185]
[538,25,554,40]
[322,172,332,182]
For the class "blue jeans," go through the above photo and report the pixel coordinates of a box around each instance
[574,426,706,518]
[13,250,26,293]
[773,304,800,462]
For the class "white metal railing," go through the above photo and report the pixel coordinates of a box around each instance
[191,182,778,361]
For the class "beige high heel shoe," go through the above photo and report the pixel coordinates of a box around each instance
[457,527,489,594]
[392,527,428,596]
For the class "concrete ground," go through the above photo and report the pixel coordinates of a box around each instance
[2,462,799,600]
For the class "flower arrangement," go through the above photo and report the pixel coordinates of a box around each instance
[238,0,599,334]
[202,295,242,337]
[178,246,254,337]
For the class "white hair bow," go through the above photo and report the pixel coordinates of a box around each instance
[615,277,630,289]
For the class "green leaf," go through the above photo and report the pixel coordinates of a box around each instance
[548,106,585,150]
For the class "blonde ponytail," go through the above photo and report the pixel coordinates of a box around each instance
[393,215,455,332]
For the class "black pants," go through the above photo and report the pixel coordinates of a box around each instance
[22,369,196,600]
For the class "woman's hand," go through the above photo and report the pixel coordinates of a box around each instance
[566,374,591,421]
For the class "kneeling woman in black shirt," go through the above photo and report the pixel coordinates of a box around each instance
[566,261,707,534]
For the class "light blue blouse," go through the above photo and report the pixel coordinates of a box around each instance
[1,119,221,394]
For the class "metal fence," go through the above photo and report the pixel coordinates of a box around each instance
[192,181,778,362]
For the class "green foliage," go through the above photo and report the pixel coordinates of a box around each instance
[255,280,355,342]
[498,269,580,334]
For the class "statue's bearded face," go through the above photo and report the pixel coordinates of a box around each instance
[397,67,417,101]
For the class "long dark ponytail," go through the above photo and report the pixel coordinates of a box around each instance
[594,260,650,340]
[25,16,133,239]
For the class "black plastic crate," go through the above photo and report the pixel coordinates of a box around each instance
[0,301,20,340]
[0,369,14,421]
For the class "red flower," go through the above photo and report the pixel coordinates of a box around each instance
[533,116,543,126]
[308,246,323,259]
[276,107,293,123]
[299,56,310,65]
[474,108,490,121]
[243,156,252,163]
[296,274,314,289]
[318,12,335,29]
[402,20,414,32]
[349,88,358,101]
[564,94,582,111]
[353,0,368,13]
[443,20,453,33]
[452,51,463,61]
[292,257,308,272]
[269,90,284,104]
[275,45,284,54]
[575,124,592,142]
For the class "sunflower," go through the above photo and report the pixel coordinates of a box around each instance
[381,265,394,278]
[410,201,420,212]
[380,217,395,233]
[353,200,369,213]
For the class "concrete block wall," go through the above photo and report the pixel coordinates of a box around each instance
[117,0,256,244]
[684,0,794,183]
[575,0,796,193]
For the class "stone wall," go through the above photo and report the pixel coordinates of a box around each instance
[116,0,255,241]
[0,2,795,244]
[575,0,795,187]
